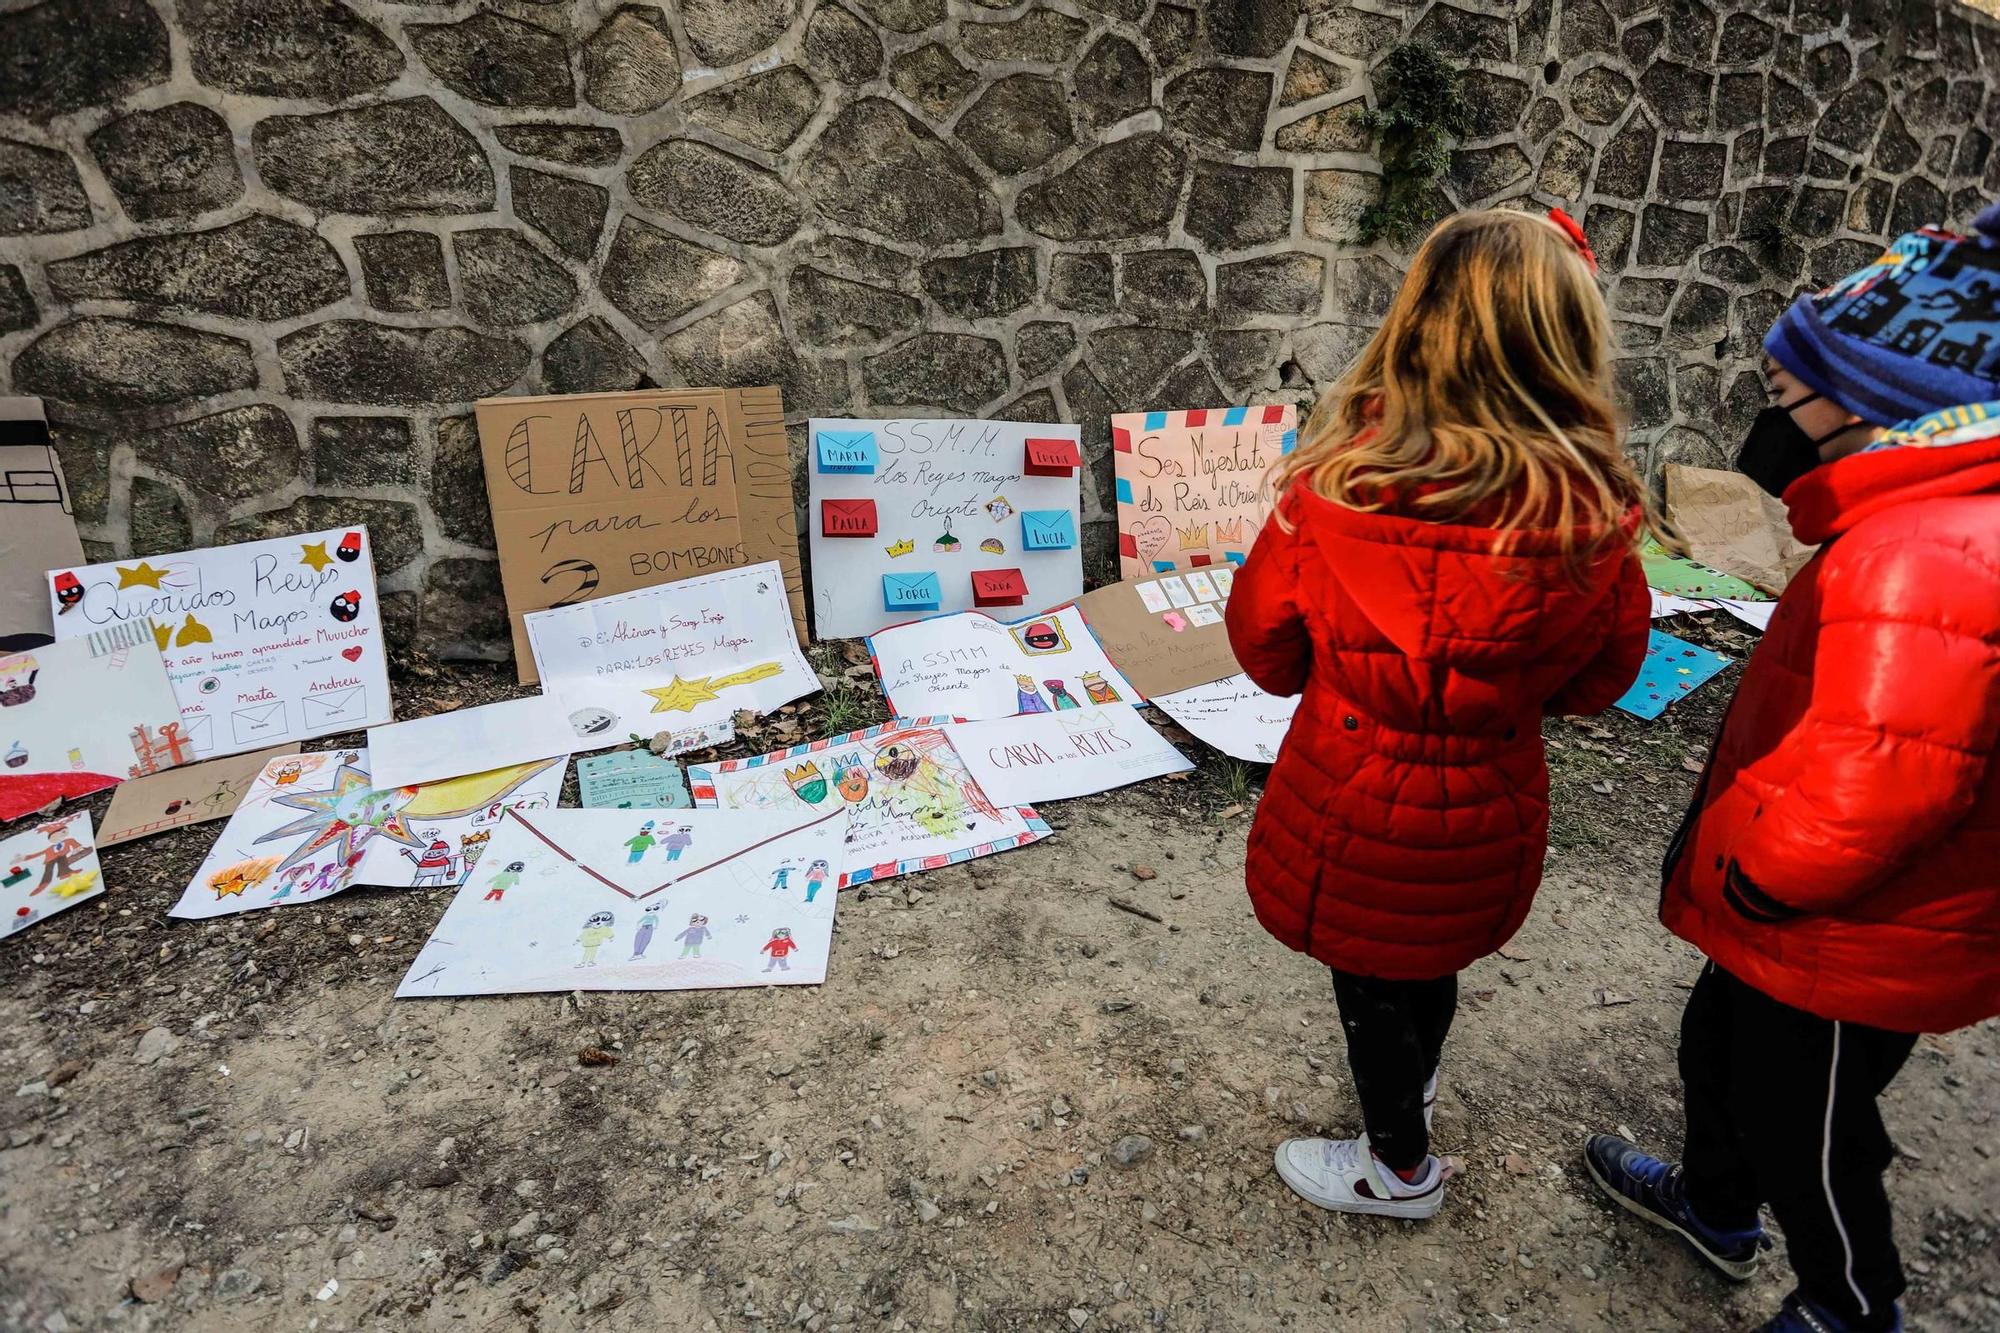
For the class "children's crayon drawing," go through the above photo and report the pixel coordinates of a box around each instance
[2,810,102,942]
[0,396,85,653]
[949,704,1194,806]
[524,560,817,743]
[47,526,391,760]
[1112,407,1295,578]
[807,418,1085,639]
[170,750,564,919]
[97,745,290,848]
[366,695,577,791]
[0,620,187,821]
[1151,673,1300,763]
[1613,630,1733,721]
[866,604,1138,719]
[577,750,694,809]
[689,718,1049,887]
[395,807,848,997]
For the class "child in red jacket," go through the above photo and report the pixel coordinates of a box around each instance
[1586,203,2000,1333]
[1226,208,1652,1219]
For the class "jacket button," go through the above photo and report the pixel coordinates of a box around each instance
[1343,715,1358,730]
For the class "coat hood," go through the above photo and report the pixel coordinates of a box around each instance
[1286,485,1636,671]
[1784,407,2000,545]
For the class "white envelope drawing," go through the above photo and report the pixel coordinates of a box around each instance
[231,701,287,744]
[180,713,215,756]
[302,686,368,730]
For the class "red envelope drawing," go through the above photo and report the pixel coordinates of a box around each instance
[821,498,878,538]
[1023,437,1081,477]
[971,568,1028,607]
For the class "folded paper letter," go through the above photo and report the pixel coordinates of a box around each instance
[1021,510,1077,551]
[822,498,878,537]
[1023,437,1081,477]
[882,572,942,611]
[816,430,878,475]
[971,568,1027,607]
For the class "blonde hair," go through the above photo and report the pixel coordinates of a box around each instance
[1270,208,1649,563]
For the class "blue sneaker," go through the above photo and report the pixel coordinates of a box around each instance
[1757,1292,1903,1333]
[1582,1133,1766,1281]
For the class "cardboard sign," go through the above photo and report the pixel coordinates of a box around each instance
[525,561,817,744]
[49,526,392,760]
[98,745,290,848]
[170,750,564,919]
[1152,673,1298,763]
[807,418,1086,638]
[3,811,102,942]
[1113,406,1296,577]
[476,386,805,682]
[397,807,848,997]
[690,716,1049,887]
[1073,574,1239,698]
[1665,464,1818,596]
[0,621,189,821]
[867,604,1138,719]
[0,397,86,653]
[949,703,1193,806]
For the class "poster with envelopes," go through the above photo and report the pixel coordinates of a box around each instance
[2,810,102,942]
[474,386,807,682]
[807,417,1085,639]
[1112,406,1296,578]
[47,526,392,761]
[395,807,849,997]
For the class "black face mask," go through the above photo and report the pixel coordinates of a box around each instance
[1736,391,1851,499]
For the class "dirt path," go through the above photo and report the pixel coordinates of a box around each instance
[3,644,1997,1333]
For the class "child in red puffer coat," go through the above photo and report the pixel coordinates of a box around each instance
[1226,207,1652,1219]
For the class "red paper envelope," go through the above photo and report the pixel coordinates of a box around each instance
[1023,437,1081,477]
[821,498,878,538]
[971,568,1027,607]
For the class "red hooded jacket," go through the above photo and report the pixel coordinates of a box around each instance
[1661,428,2000,1033]
[1226,486,1650,979]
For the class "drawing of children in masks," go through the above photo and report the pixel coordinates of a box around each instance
[631,902,662,960]
[624,821,657,864]
[484,860,524,902]
[761,927,798,973]
[663,824,694,863]
[576,910,616,966]
[803,858,831,904]
[675,913,712,958]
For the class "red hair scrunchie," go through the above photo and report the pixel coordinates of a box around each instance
[1546,207,1598,272]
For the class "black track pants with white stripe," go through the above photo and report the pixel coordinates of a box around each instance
[1677,961,1918,1331]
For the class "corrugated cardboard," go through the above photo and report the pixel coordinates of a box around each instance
[1665,464,1819,596]
[476,387,805,682]
[97,745,291,848]
[1074,576,1239,698]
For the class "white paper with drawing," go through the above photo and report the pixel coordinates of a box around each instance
[524,561,816,745]
[690,717,1049,887]
[949,704,1193,806]
[3,810,102,942]
[807,417,1086,639]
[170,749,563,919]
[0,620,188,822]
[366,696,577,790]
[1152,674,1299,763]
[396,807,848,997]
[868,604,1138,719]
[47,526,391,760]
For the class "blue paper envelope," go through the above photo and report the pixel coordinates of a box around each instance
[1020,509,1077,551]
[1614,630,1732,721]
[816,428,878,474]
[881,571,942,611]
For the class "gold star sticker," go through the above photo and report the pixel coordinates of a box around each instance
[644,663,784,714]
[117,561,168,589]
[299,542,332,572]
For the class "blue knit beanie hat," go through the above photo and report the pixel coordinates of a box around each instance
[1764,201,2000,426]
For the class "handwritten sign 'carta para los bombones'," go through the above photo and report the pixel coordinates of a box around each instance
[1112,406,1297,578]
[48,527,392,760]
[476,387,806,683]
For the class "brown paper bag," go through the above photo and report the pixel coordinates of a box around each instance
[1665,464,1819,596]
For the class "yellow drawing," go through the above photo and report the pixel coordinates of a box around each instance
[400,761,558,816]
[643,662,785,714]
[151,622,172,652]
[299,541,333,572]
[208,856,280,899]
[117,561,169,590]
[985,495,1014,521]
[979,537,1005,555]
[175,613,213,647]
[50,870,100,899]
[885,537,914,558]
[785,761,829,803]
[1215,517,1246,545]
[1176,522,1210,551]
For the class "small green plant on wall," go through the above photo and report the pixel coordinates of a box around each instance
[1355,42,1472,246]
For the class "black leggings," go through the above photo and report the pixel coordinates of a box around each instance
[1329,968,1457,1172]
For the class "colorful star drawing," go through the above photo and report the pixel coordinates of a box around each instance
[117,561,168,589]
[299,542,333,572]
[256,755,418,875]
[643,662,784,714]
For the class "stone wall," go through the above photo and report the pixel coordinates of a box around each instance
[2,0,1996,658]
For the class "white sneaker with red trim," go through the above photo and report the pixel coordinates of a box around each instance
[1274,1133,1447,1218]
